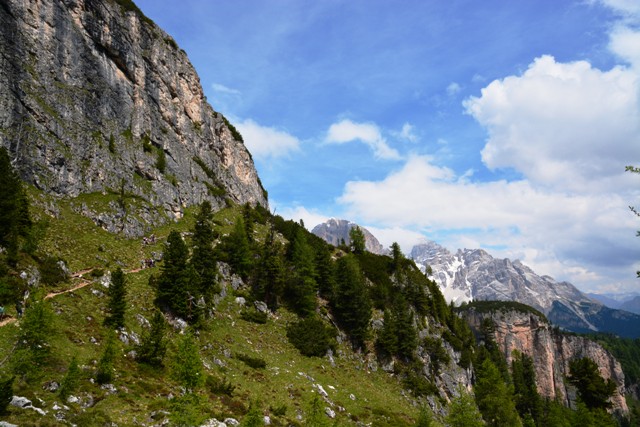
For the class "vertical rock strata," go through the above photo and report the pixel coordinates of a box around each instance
[0,0,267,234]
[463,307,628,414]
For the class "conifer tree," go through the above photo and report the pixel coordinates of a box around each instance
[445,386,485,427]
[314,244,336,299]
[136,310,168,367]
[284,229,318,315]
[96,332,117,384]
[474,358,522,427]
[105,267,126,329]
[221,217,252,279]
[59,356,80,400]
[0,375,14,416]
[13,299,55,375]
[393,294,417,360]
[0,147,30,264]
[567,357,617,410]
[156,231,194,320]
[172,331,203,392]
[377,308,398,356]
[333,255,371,349]
[511,351,541,424]
[349,226,366,254]
[190,201,219,300]
[252,227,285,310]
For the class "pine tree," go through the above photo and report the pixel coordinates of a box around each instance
[136,310,168,367]
[172,331,203,392]
[474,358,522,427]
[393,295,417,360]
[242,400,264,427]
[96,332,117,384]
[105,267,126,329]
[0,375,14,415]
[59,356,80,400]
[349,226,366,254]
[284,229,318,316]
[445,386,485,427]
[567,357,617,410]
[13,299,55,374]
[221,218,252,279]
[156,231,193,320]
[377,308,398,356]
[252,227,285,310]
[191,201,219,300]
[314,244,336,299]
[0,147,30,264]
[511,351,541,424]
[333,255,371,349]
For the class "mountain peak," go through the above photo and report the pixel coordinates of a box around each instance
[311,219,387,255]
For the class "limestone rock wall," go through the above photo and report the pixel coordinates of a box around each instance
[0,0,267,234]
[463,308,628,414]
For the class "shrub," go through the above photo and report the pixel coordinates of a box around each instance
[58,357,80,400]
[39,256,68,285]
[0,375,13,415]
[286,316,336,357]
[206,374,235,396]
[235,353,266,369]
[240,308,267,324]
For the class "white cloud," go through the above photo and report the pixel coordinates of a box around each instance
[463,55,640,193]
[395,123,418,143]
[236,119,300,160]
[446,82,462,97]
[211,83,241,95]
[275,204,330,231]
[325,119,402,160]
[337,155,638,292]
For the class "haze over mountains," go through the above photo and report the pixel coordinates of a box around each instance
[313,219,640,338]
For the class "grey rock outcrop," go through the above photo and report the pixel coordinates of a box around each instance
[0,0,267,236]
[311,219,387,255]
[462,306,628,414]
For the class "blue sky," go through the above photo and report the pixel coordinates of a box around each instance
[135,0,640,295]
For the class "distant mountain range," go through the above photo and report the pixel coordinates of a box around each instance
[311,220,640,338]
[587,293,640,315]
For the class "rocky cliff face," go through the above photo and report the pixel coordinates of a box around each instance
[0,0,267,235]
[462,306,628,414]
[311,219,387,255]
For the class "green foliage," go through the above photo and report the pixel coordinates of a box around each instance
[58,356,80,400]
[251,226,285,310]
[104,267,127,329]
[39,255,68,285]
[415,405,435,427]
[474,358,522,427]
[136,310,168,367]
[155,231,198,321]
[286,315,336,357]
[235,352,267,369]
[156,147,167,173]
[240,308,268,324]
[191,201,220,299]
[169,393,208,427]
[206,374,235,396]
[219,217,253,280]
[242,400,263,427]
[172,331,203,392]
[423,336,450,374]
[333,255,372,349]
[0,375,14,416]
[0,147,31,262]
[445,387,485,427]
[377,295,418,361]
[141,132,153,152]
[96,332,117,384]
[349,226,366,254]
[591,333,640,386]
[401,363,438,397]
[108,134,116,153]
[70,408,113,426]
[460,300,547,322]
[221,114,244,143]
[567,357,617,410]
[12,299,55,376]
[511,351,541,424]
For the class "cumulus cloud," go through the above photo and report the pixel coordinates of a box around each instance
[337,155,638,292]
[275,204,329,230]
[236,119,300,160]
[325,119,402,160]
[394,123,418,143]
[464,55,640,193]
